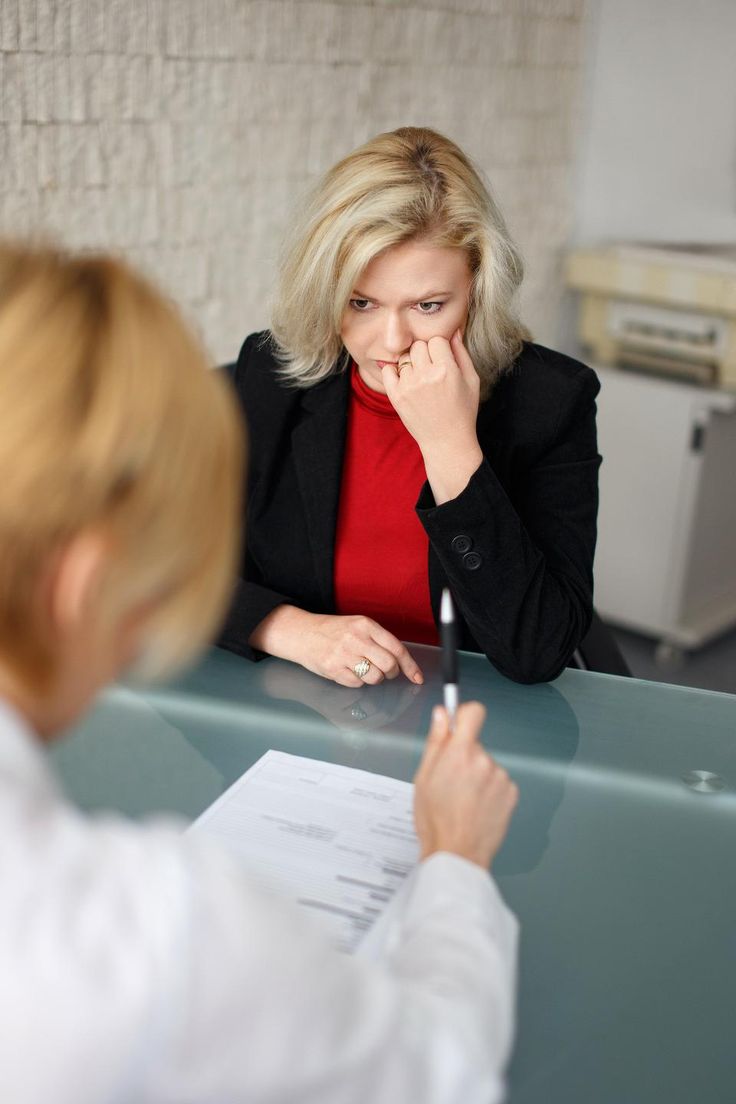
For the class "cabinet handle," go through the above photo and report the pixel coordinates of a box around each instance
[690,423,706,452]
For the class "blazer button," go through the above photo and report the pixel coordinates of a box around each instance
[451,535,473,554]
[463,551,482,571]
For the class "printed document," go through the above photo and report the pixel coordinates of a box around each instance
[189,750,419,954]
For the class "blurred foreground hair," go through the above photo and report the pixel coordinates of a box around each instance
[271,126,529,398]
[0,242,243,690]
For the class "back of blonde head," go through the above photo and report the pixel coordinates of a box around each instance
[272,126,529,397]
[0,243,243,690]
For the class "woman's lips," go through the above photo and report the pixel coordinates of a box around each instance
[376,360,398,369]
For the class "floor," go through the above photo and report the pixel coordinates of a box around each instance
[612,625,736,696]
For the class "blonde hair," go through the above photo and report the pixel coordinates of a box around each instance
[0,242,243,690]
[271,126,530,397]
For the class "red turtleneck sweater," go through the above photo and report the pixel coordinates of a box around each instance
[333,365,439,646]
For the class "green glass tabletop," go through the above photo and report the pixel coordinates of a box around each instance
[51,645,736,1104]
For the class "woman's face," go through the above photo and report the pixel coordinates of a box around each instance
[340,239,473,394]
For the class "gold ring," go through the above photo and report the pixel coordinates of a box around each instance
[397,357,412,372]
[353,658,371,680]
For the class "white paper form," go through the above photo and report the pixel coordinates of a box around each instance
[189,750,419,954]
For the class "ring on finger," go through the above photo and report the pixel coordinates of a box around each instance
[353,657,371,680]
[397,356,412,374]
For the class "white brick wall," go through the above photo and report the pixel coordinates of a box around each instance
[0,0,586,361]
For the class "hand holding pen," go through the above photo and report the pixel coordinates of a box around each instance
[414,700,519,868]
[416,588,518,869]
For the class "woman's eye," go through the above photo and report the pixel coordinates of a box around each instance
[349,298,373,311]
[416,301,443,315]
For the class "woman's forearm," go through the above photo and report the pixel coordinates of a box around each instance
[421,440,484,506]
[248,604,313,662]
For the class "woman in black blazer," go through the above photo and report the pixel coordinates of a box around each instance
[219,127,600,687]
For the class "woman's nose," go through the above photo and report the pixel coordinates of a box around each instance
[382,311,413,357]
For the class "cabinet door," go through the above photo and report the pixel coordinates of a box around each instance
[679,407,736,636]
[594,368,703,637]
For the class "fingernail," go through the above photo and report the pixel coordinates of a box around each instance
[432,705,444,724]
[413,672,424,684]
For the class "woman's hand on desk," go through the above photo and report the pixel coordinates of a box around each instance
[248,605,424,687]
[414,702,518,869]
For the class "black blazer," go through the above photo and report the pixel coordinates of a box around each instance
[218,331,601,684]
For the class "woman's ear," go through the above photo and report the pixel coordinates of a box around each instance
[47,530,113,633]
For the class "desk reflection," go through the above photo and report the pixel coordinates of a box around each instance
[162,646,579,877]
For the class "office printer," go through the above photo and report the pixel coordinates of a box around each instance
[566,244,736,389]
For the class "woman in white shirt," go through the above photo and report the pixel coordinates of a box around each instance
[0,242,519,1104]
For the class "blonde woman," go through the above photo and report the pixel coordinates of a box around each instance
[0,242,518,1103]
[220,126,600,687]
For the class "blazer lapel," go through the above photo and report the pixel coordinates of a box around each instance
[291,368,351,609]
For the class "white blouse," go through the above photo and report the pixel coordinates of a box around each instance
[0,699,518,1104]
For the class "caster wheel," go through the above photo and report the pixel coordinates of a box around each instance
[654,642,685,670]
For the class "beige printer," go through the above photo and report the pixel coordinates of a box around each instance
[566,244,736,389]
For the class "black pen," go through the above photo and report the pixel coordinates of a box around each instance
[440,588,459,729]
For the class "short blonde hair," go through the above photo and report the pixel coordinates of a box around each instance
[0,242,243,690]
[271,126,530,397]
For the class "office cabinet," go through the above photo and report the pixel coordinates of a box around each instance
[593,366,736,661]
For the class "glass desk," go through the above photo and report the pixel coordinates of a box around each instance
[51,645,736,1104]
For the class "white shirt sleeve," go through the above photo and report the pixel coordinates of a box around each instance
[144,837,518,1104]
[5,800,517,1104]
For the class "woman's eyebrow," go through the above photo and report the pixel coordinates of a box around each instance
[351,289,452,303]
[409,290,451,301]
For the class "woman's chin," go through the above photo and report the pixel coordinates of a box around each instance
[357,364,388,394]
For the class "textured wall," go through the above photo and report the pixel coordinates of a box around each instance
[0,0,586,363]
